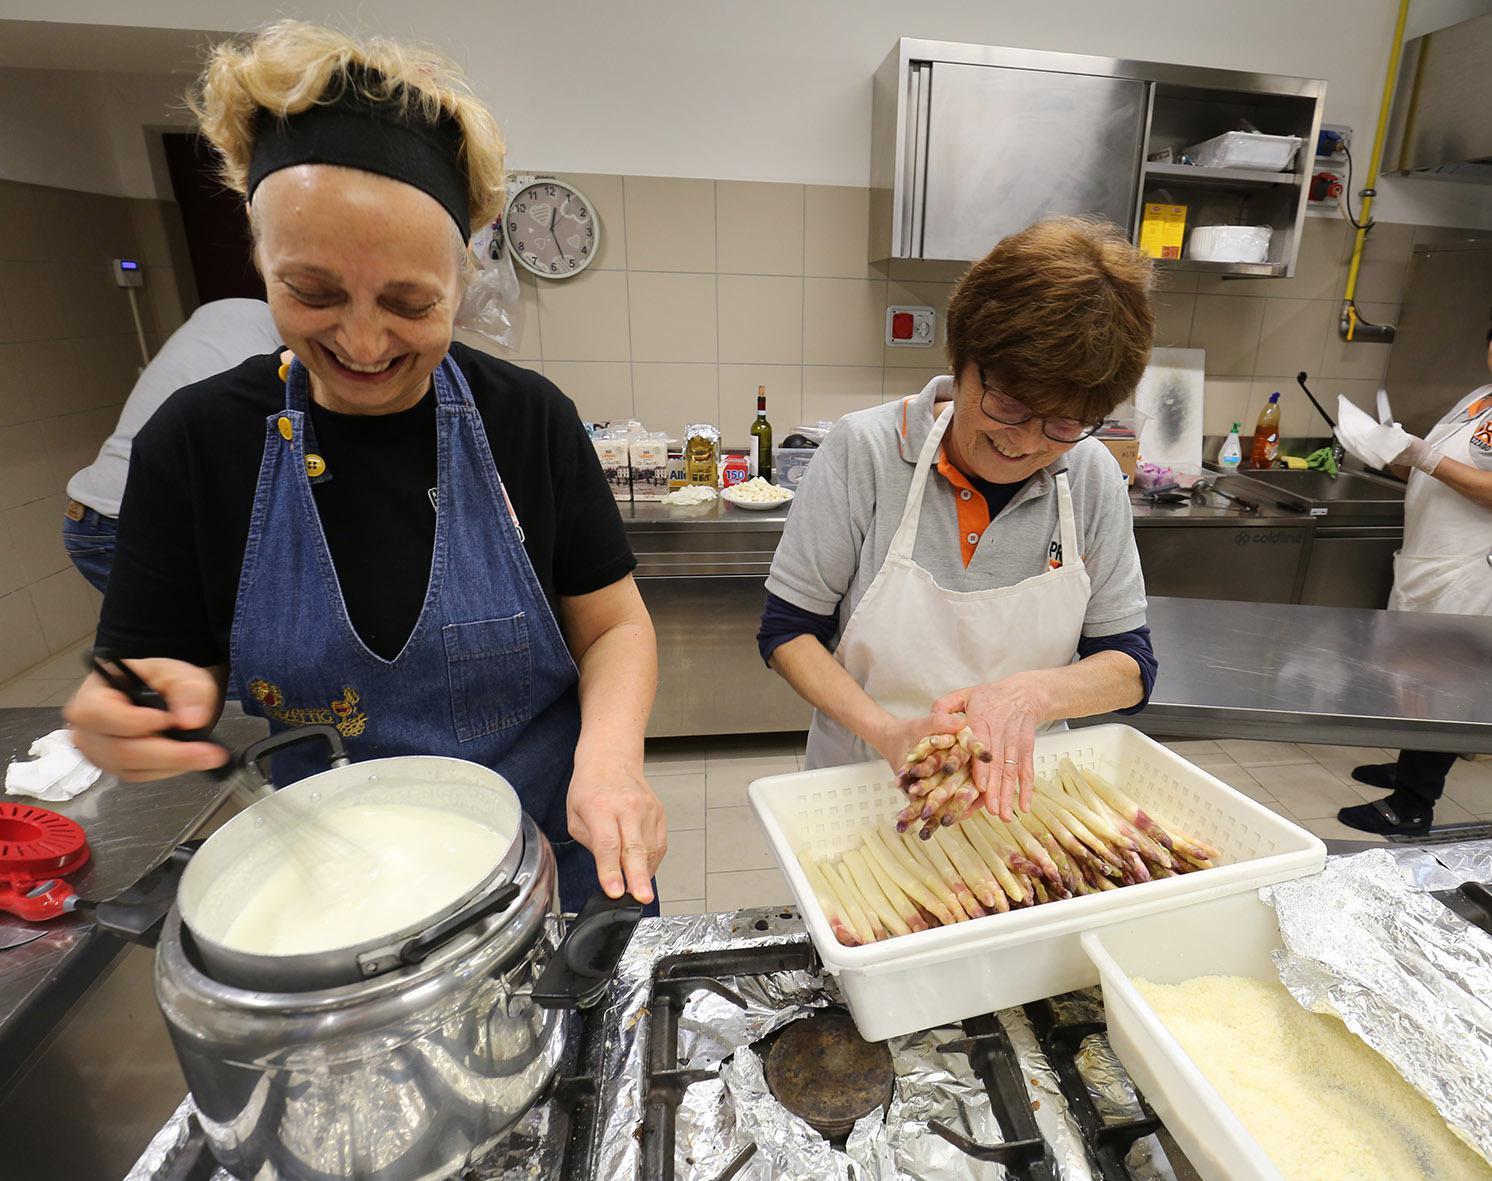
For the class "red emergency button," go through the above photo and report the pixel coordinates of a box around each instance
[891,311,914,341]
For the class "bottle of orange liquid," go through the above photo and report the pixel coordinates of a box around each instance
[1250,392,1281,468]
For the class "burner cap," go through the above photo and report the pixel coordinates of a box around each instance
[764,1011,893,1140]
[0,803,89,883]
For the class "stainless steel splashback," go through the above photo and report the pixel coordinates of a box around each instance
[1384,12,1492,182]
[1383,238,1492,438]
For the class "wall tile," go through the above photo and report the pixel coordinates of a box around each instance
[68,335,141,415]
[0,513,23,597]
[5,493,69,583]
[719,365,802,438]
[0,183,50,264]
[1253,215,1350,301]
[705,866,793,911]
[632,363,719,436]
[0,260,71,341]
[1255,298,1331,378]
[63,263,136,338]
[804,185,884,280]
[883,367,947,402]
[0,342,34,426]
[888,259,969,283]
[1152,266,1199,295]
[1306,378,1381,436]
[0,422,56,508]
[1188,294,1266,376]
[43,407,118,493]
[628,272,717,363]
[623,177,715,272]
[540,361,633,423]
[1319,300,1397,381]
[1346,222,1416,306]
[535,269,631,362]
[883,280,951,367]
[657,828,706,901]
[481,269,540,360]
[718,275,802,365]
[803,277,885,366]
[1153,291,1197,349]
[17,346,80,424]
[1202,376,1253,436]
[716,181,804,276]
[552,173,626,270]
[140,266,189,340]
[126,199,175,268]
[802,366,884,424]
[0,588,49,682]
[28,564,97,652]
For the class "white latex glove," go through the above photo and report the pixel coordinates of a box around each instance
[1391,435,1441,475]
[1335,396,1414,469]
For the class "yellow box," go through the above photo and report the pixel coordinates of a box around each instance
[1139,203,1187,260]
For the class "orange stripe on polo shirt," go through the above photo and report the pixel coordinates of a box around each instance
[936,447,989,568]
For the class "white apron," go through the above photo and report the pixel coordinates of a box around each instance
[805,403,1093,770]
[1389,383,1492,616]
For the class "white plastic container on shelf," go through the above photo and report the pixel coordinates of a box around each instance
[1185,130,1302,171]
[1081,892,1293,1181]
[1187,225,1273,264]
[748,725,1325,1041]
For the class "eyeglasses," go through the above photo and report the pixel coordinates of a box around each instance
[977,368,1101,444]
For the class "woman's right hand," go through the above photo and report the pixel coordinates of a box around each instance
[868,710,965,774]
[64,659,229,782]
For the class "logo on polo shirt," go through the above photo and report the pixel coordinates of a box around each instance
[1472,416,1492,470]
[1048,539,1064,570]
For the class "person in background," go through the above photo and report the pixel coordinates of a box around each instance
[63,299,281,592]
[757,218,1158,820]
[1336,318,1492,835]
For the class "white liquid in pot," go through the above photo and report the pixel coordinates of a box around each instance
[206,804,509,956]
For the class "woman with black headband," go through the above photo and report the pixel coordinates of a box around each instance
[64,22,667,912]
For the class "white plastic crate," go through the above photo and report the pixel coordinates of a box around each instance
[748,724,1324,1041]
[1185,130,1302,171]
[1081,892,1294,1181]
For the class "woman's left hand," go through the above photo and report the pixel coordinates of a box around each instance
[933,674,1052,820]
[567,761,667,904]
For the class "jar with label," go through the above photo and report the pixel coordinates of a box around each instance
[683,424,721,486]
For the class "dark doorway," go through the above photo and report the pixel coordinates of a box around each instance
[161,131,264,303]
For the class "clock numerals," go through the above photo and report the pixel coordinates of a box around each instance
[580,245,589,256]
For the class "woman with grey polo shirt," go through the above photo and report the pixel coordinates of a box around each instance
[757,218,1158,822]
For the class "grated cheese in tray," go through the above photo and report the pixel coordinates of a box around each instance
[723,477,792,503]
[1134,975,1491,1181]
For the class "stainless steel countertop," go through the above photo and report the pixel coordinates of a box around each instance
[0,706,266,1088]
[1116,597,1492,752]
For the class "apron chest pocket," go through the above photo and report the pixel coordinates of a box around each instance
[443,614,533,742]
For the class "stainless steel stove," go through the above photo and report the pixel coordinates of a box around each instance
[126,909,1200,1181]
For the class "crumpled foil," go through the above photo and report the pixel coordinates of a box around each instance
[1261,846,1492,1164]
[123,1098,202,1181]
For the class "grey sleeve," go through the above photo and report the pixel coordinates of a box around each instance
[1078,456,1149,636]
[764,422,868,616]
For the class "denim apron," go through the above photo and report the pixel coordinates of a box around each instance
[230,354,601,911]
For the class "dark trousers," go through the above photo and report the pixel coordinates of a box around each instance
[61,502,116,593]
[1394,748,1459,809]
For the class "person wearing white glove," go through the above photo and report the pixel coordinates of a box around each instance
[1335,324,1492,835]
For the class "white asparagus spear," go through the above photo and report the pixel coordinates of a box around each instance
[931,827,1007,912]
[822,857,882,942]
[895,827,970,919]
[1029,796,1121,877]
[864,829,958,925]
[982,812,1068,896]
[856,842,928,932]
[844,849,912,936]
[1079,767,1219,862]
[1011,810,1081,895]
[1032,794,1126,875]
[958,816,1029,904]
[1070,773,1173,869]
[905,829,988,917]
[1053,763,1138,850]
[800,852,862,945]
[875,827,967,920]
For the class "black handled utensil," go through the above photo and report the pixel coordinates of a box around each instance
[1295,371,1337,432]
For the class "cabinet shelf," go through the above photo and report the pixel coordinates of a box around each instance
[1155,257,1286,278]
[1144,162,1302,187]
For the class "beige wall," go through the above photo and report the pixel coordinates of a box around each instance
[464,174,1438,447]
[0,179,196,684]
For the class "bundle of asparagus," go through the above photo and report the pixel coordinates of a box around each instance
[797,758,1222,946]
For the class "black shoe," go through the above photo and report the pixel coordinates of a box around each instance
[1351,763,1398,792]
[1337,792,1431,836]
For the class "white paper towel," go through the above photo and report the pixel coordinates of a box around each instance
[5,729,102,801]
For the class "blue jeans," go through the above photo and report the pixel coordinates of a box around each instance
[62,502,116,593]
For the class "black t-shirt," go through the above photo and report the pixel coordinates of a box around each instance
[98,342,636,664]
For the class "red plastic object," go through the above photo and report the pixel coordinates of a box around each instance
[0,802,89,921]
[891,311,914,340]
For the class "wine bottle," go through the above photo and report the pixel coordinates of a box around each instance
[750,386,773,482]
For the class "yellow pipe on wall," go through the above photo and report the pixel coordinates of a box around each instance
[1342,0,1411,340]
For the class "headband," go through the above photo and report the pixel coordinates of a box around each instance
[247,72,470,240]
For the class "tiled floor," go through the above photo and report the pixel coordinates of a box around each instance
[645,734,1492,915]
[0,635,91,707]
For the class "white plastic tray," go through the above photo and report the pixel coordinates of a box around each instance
[1081,892,1293,1181]
[748,724,1325,1041]
[1186,130,1302,171]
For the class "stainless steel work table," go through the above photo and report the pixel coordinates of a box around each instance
[0,706,266,1091]
[1101,596,1492,753]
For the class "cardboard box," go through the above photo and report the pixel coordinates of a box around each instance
[1139,203,1187,260]
[629,438,669,501]
[1099,436,1140,484]
[593,439,632,502]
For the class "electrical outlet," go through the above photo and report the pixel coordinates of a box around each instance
[886,305,935,348]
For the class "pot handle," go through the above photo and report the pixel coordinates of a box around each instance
[532,891,644,1010]
[78,843,198,949]
[397,881,524,967]
[241,724,350,786]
